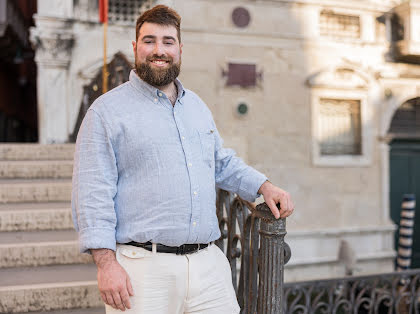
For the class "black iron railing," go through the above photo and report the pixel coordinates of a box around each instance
[216,189,291,314]
[284,269,420,313]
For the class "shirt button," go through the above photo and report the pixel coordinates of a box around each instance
[174,111,177,115]
[158,92,163,97]
[154,98,158,102]
[193,222,197,226]
[194,191,198,195]
[182,136,185,140]
[188,163,192,167]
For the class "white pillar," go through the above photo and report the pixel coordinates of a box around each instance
[37,0,73,18]
[30,1,74,143]
[379,140,392,225]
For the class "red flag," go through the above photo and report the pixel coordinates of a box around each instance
[99,0,108,23]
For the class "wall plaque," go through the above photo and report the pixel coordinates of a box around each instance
[223,63,262,88]
[232,7,251,28]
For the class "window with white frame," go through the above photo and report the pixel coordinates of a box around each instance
[308,66,371,166]
[318,98,362,155]
[320,10,360,39]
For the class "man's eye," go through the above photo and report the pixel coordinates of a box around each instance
[164,42,174,45]
[144,41,153,44]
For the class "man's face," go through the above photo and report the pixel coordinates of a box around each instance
[132,22,183,87]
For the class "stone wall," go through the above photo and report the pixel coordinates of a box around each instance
[31,0,420,281]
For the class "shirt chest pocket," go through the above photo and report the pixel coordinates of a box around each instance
[198,130,215,167]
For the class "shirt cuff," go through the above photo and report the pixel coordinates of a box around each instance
[238,170,268,202]
[78,227,116,254]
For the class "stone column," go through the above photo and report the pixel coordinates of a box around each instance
[30,1,74,143]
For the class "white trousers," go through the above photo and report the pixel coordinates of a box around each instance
[105,243,240,314]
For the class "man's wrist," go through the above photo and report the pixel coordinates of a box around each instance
[258,180,272,194]
[91,248,117,269]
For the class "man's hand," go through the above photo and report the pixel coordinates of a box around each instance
[92,249,134,311]
[258,180,294,219]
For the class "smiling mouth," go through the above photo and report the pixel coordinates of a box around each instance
[150,60,169,66]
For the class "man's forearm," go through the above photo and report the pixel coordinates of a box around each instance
[91,248,117,269]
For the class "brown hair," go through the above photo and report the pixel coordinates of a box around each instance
[135,5,181,42]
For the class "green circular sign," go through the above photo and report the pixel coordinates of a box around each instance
[237,103,248,115]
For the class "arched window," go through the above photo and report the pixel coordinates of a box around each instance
[388,98,420,138]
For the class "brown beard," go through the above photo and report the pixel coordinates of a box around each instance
[135,55,181,87]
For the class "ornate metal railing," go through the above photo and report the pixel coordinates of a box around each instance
[216,189,291,314]
[284,269,420,313]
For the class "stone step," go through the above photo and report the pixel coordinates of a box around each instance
[0,264,101,313]
[15,308,105,314]
[0,202,72,232]
[0,230,91,268]
[0,160,73,179]
[0,144,75,161]
[0,179,72,203]
[14,307,105,314]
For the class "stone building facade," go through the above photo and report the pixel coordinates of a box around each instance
[30,0,420,281]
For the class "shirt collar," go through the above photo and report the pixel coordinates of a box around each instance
[129,70,186,104]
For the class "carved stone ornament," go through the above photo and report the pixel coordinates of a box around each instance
[307,65,370,90]
[30,17,74,68]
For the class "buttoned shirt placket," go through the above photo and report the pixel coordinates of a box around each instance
[158,90,201,243]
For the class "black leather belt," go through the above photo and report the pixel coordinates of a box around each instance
[125,241,210,255]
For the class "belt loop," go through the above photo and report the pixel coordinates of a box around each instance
[152,243,157,254]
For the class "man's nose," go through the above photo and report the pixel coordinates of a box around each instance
[153,42,164,56]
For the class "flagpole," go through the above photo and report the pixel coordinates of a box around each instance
[102,20,108,93]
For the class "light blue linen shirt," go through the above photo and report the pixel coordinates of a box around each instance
[72,70,267,253]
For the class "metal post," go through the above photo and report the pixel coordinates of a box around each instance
[254,203,290,314]
[102,20,108,93]
[396,194,416,271]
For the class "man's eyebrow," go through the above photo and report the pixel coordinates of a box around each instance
[141,35,156,41]
[163,36,176,41]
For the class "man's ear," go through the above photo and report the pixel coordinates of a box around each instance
[132,40,137,54]
[180,42,183,55]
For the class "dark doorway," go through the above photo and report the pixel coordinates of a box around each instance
[0,0,38,142]
[389,98,420,268]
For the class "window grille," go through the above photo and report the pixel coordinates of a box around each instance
[318,98,362,155]
[108,0,153,24]
[320,10,360,39]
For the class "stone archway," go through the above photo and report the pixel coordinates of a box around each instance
[388,97,420,268]
[70,52,133,142]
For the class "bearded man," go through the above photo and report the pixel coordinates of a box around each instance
[72,5,294,314]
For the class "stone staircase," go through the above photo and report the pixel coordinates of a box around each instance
[0,144,104,313]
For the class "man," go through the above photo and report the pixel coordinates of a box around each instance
[72,5,294,314]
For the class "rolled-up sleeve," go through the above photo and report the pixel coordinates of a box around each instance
[211,119,267,202]
[71,108,118,254]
